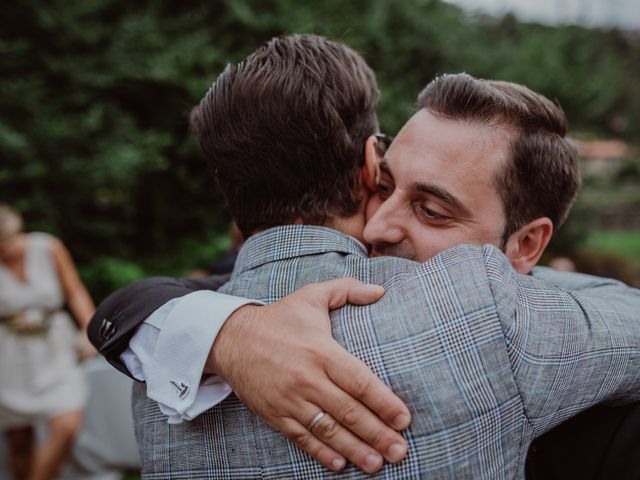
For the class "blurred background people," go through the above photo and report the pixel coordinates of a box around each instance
[0,204,96,480]
[548,256,577,272]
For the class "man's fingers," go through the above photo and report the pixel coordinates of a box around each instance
[312,381,409,464]
[301,278,384,310]
[327,349,411,432]
[306,410,384,474]
[337,281,384,308]
[281,418,346,472]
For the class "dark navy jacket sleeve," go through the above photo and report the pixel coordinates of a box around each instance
[88,275,230,379]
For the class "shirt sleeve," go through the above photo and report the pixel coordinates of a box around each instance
[120,290,263,424]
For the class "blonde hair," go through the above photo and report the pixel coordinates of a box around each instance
[0,204,23,243]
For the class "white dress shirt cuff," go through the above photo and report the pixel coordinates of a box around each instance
[123,290,262,424]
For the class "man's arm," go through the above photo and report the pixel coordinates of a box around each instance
[88,276,411,474]
[88,274,259,423]
[483,247,640,433]
[208,246,640,474]
[87,274,230,377]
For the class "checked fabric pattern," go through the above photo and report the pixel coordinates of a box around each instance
[133,225,640,479]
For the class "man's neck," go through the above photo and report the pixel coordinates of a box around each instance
[247,199,368,246]
[324,214,367,245]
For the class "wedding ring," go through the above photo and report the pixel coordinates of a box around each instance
[307,410,326,431]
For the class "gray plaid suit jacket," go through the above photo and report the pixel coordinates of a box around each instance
[133,225,640,479]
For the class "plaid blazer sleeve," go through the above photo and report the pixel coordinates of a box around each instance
[483,246,640,437]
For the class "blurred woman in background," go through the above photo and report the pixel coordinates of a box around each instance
[0,204,96,480]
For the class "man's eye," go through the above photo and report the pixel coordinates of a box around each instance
[376,183,393,199]
[417,204,449,222]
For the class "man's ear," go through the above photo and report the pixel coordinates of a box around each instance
[360,135,381,193]
[504,217,553,274]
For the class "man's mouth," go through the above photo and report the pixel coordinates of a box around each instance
[369,243,417,261]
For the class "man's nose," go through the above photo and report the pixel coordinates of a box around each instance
[363,195,406,246]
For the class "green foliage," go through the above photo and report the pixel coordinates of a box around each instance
[585,231,640,260]
[615,158,640,184]
[79,257,147,303]
[546,198,591,256]
[1,0,639,296]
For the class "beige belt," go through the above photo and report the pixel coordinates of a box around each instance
[0,310,52,335]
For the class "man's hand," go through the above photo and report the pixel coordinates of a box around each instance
[206,278,411,474]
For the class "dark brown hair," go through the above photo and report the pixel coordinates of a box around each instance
[418,73,580,245]
[191,34,379,237]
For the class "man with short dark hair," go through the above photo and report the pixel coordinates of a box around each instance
[191,35,380,239]
[90,35,640,478]
[364,74,580,269]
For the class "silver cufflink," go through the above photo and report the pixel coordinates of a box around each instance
[170,381,189,398]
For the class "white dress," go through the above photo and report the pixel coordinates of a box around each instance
[0,233,87,429]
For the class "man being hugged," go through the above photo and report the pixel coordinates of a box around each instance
[90,35,640,479]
